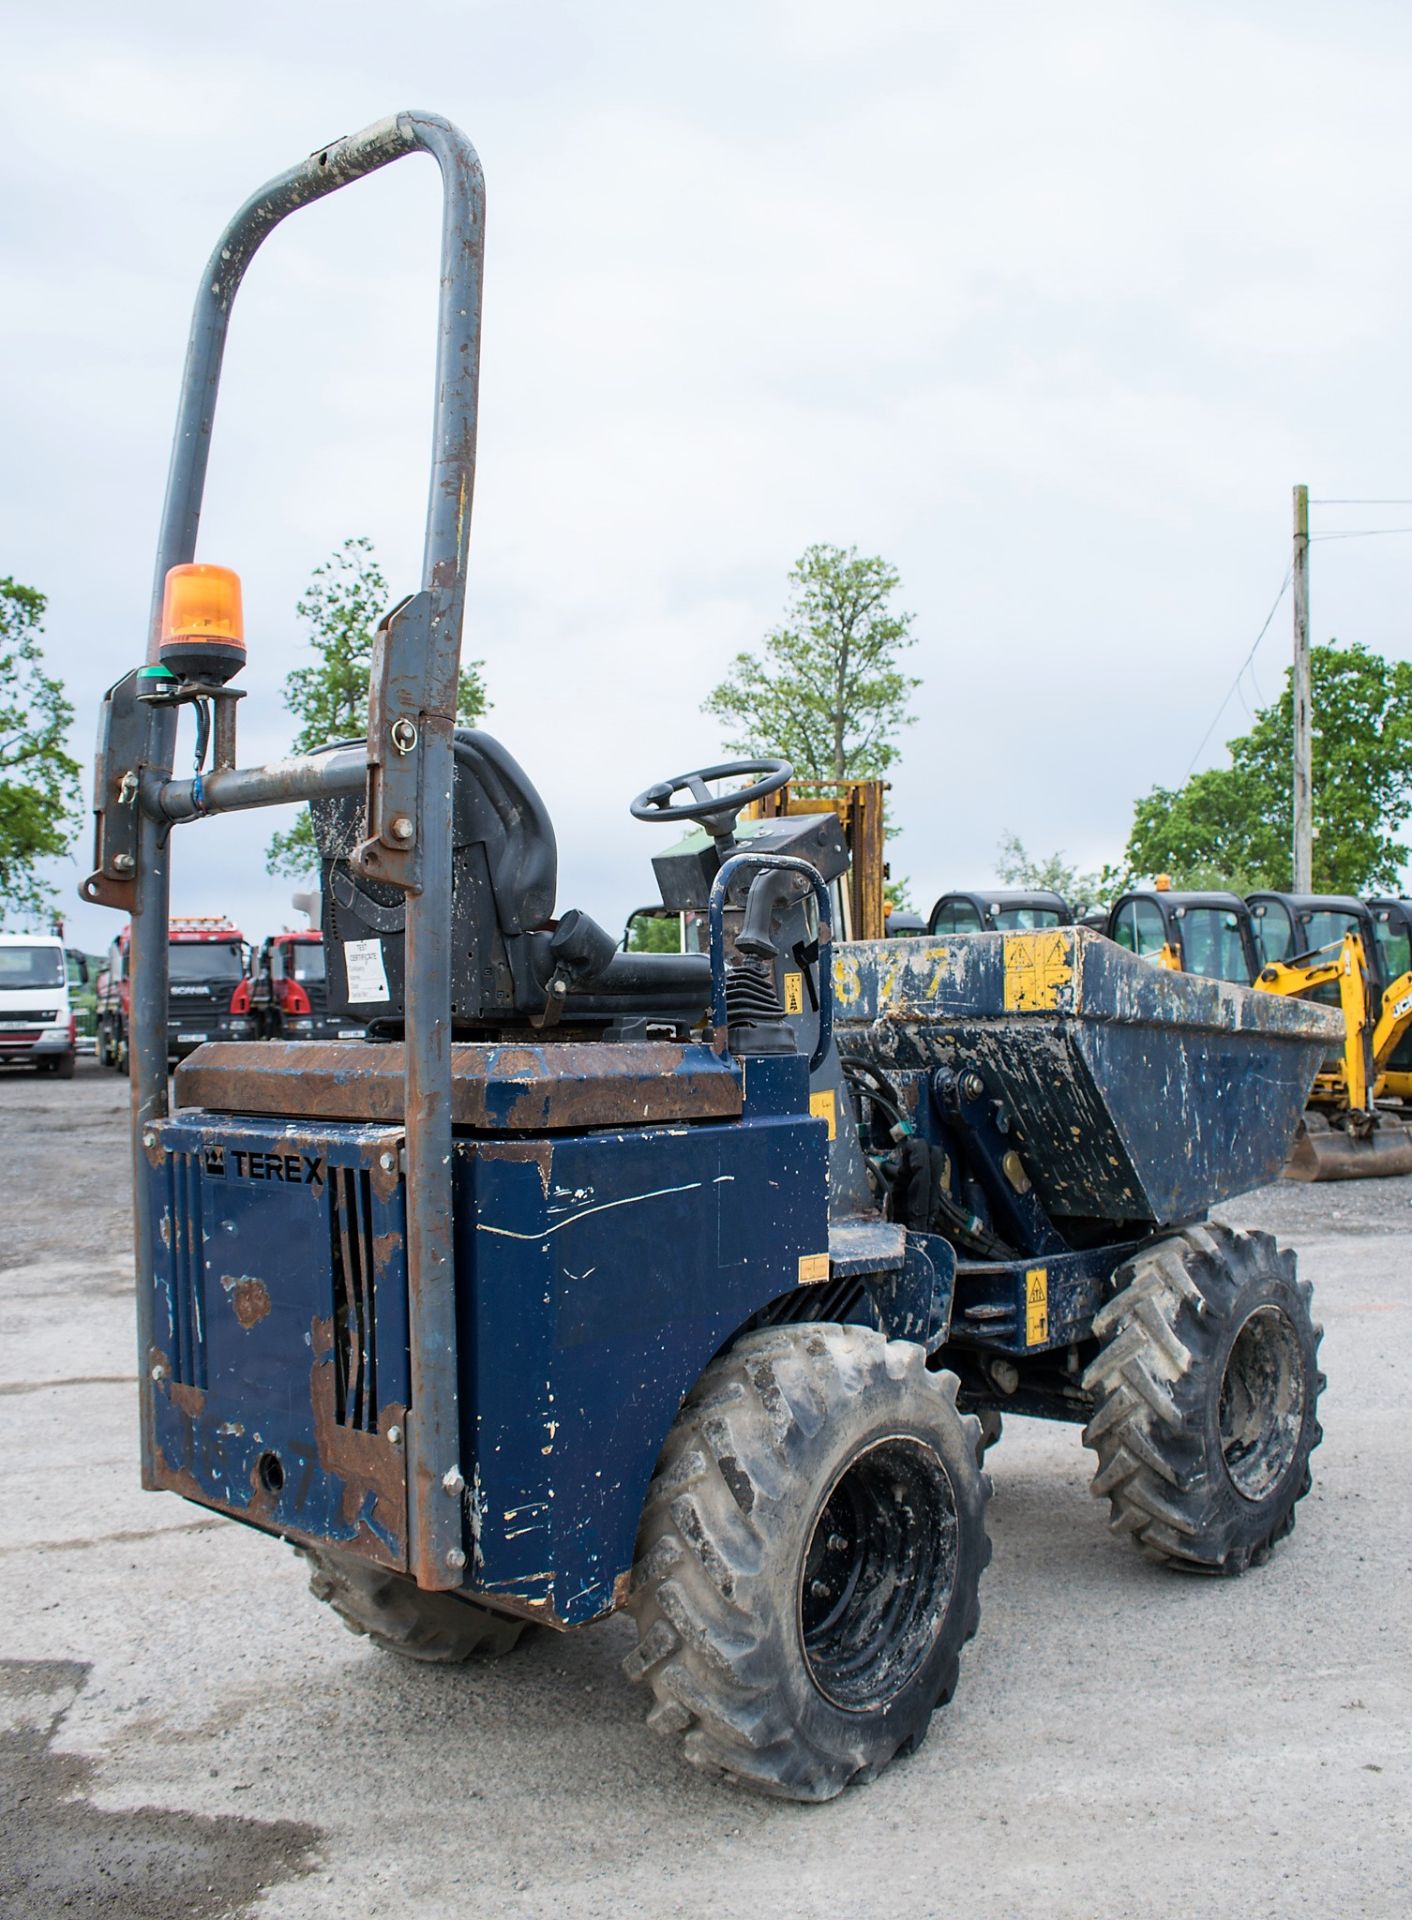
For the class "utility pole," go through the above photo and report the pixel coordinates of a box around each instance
[1292,483,1312,890]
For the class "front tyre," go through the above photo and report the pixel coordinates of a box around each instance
[623,1324,992,1801]
[1081,1225,1324,1573]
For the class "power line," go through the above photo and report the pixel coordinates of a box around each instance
[1310,526,1412,541]
[1311,497,1412,505]
[1185,569,1291,777]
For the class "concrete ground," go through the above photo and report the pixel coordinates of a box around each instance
[1,1062,1408,1920]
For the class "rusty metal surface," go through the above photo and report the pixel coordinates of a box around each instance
[175,1039,744,1128]
[145,1114,412,1570]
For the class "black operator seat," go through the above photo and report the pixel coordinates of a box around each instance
[316,730,710,1031]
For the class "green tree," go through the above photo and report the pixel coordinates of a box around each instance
[1126,640,1412,893]
[266,538,489,876]
[626,910,686,953]
[995,832,1124,910]
[703,544,919,778]
[0,577,80,923]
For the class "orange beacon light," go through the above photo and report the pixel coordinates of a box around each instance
[158,563,246,684]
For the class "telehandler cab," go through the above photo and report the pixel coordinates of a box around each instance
[87,111,1336,1802]
[927,889,1073,935]
[1106,888,1259,984]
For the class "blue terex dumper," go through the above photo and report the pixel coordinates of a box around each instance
[84,112,1338,1802]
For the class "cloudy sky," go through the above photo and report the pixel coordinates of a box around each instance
[6,0,1412,954]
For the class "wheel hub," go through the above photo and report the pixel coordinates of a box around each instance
[799,1435,958,1712]
[1219,1304,1306,1502]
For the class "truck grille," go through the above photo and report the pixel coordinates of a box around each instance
[0,1009,57,1022]
[330,1166,378,1431]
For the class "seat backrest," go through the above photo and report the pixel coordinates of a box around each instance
[315,729,558,1026]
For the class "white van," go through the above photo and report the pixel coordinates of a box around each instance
[0,934,77,1078]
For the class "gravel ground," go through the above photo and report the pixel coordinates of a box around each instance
[1,1063,1408,1920]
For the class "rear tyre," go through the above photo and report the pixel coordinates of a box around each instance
[623,1324,992,1801]
[55,1053,76,1080]
[1081,1225,1323,1574]
[297,1546,528,1662]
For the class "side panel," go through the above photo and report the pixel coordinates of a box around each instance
[144,1114,411,1567]
[455,1113,829,1625]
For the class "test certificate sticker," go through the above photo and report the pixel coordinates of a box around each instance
[344,938,390,1004]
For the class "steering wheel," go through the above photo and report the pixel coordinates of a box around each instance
[630,758,793,842]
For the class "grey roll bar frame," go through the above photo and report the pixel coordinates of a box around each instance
[104,110,484,1591]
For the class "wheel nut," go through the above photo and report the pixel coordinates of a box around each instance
[810,1579,832,1599]
[827,1533,848,1553]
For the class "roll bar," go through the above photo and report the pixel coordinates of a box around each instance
[89,111,484,1590]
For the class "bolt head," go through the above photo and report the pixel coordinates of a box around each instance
[390,718,418,753]
[150,1362,168,1382]
[379,1151,395,1172]
[142,1130,157,1149]
[385,1424,403,1447]
[442,1467,466,1496]
[389,815,415,843]
[113,853,135,874]
[445,1548,467,1571]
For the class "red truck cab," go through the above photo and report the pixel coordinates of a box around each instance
[248,930,366,1042]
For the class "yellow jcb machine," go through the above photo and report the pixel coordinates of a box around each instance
[1109,883,1412,1177]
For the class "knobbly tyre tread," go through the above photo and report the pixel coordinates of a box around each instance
[623,1323,992,1801]
[1081,1224,1325,1574]
[296,1546,526,1662]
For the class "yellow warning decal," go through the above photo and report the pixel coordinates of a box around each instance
[1025,1267,1050,1346]
[784,971,804,1015]
[798,1252,830,1284]
[809,1088,837,1140]
[1003,930,1074,1012]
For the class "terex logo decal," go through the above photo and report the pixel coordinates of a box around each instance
[203,1146,324,1188]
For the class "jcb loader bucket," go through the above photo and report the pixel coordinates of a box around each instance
[1282,1116,1412,1181]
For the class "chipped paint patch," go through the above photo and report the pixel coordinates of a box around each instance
[222,1274,271,1330]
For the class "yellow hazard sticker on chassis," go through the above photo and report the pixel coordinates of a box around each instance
[1025,1267,1049,1345]
[784,970,804,1014]
[798,1252,830,1284]
[809,1088,837,1140]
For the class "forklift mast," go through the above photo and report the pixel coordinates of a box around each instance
[745,778,888,940]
